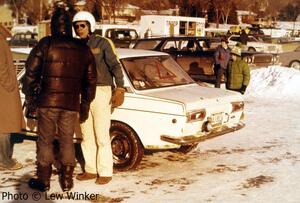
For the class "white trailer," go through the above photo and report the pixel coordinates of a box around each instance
[139,15,205,38]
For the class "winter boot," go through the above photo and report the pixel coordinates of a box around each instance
[28,164,52,192]
[59,165,74,192]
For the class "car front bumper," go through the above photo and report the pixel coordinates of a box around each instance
[160,122,245,145]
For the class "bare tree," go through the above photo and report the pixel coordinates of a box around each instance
[85,0,127,23]
[220,0,236,24]
[208,0,223,27]
[7,0,49,24]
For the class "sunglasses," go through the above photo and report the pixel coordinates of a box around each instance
[74,23,87,30]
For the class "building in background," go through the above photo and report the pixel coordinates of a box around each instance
[236,10,257,24]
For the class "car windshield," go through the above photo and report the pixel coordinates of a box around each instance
[121,55,194,90]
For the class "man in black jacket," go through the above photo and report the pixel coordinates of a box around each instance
[23,7,96,192]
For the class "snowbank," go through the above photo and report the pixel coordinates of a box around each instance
[245,66,300,100]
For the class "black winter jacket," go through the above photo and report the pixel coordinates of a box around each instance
[23,36,96,112]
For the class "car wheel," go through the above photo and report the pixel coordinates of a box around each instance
[110,121,144,171]
[248,47,256,52]
[289,61,300,70]
[177,144,198,154]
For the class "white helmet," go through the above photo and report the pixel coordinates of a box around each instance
[73,11,96,32]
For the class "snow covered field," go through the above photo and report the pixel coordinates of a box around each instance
[1,66,300,203]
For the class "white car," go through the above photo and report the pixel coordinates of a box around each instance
[228,34,282,53]
[16,48,245,171]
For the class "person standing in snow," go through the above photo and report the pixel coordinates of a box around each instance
[23,7,96,192]
[0,33,24,171]
[226,46,250,94]
[72,11,125,185]
[213,37,231,88]
[240,29,249,46]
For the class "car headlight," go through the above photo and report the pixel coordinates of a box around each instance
[231,101,244,113]
[187,109,206,122]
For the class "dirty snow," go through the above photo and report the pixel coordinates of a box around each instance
[1,66,300,203]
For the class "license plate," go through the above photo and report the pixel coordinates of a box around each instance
[209,113,223,125]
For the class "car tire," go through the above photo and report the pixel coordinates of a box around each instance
[110,121,144,171]
[248,47,256,52]
[177,144,198,154]
[289,61,300,70]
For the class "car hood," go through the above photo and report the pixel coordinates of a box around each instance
[139,83,243,112]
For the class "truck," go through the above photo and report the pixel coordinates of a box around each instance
[139,15,205,38]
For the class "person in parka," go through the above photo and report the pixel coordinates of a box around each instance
[226,46,250,94]
[0,33,24,170]
[23,7,96,192]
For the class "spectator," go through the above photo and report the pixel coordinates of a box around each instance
[226,46,250,94]
[0,33,24,171]
[240,29,249,46]
[23,7,96,192]
[73,11,125,185]
[214,37,231,88]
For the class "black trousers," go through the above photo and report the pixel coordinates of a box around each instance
[214,64,226,88]
[37,108,77,167]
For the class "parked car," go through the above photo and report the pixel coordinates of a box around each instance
[11,47,31,75]
[133,36,278,82]
[94,24,139,48]
[276,46,300,70]
[17,48,245,171]
[8,32,38,47]
[227,34,282,53]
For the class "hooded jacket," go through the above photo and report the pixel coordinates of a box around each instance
[23,8,96,111]
[226,57,250,90]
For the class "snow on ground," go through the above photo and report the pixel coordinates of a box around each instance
[245,65,300,99]
[1,66,300,203]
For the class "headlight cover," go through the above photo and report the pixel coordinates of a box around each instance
[231,101,244,113]
[187,109,206,122]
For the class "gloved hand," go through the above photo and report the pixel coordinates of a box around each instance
[239,85,247,94]
[111,87,126,108]
[24,97,38,119]
[79,102,90,123]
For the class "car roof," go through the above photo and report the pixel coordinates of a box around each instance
[116,48,168,59]
[11,47,168,59]
[136,36,211,41]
